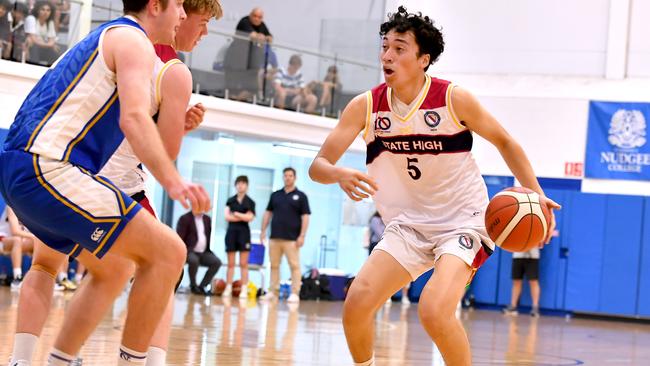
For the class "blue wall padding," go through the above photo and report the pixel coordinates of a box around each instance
[636,198,650,316]
[563,193,607,312]
[0,128,7,211]
[598,195,644,315]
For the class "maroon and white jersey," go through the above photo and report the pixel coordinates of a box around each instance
[363,74,493,248]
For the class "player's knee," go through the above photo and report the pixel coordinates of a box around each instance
[155,237,186,274]
[343,281,375,319]
[168,239,186,270]
[227,261,236,269]
[89,260,134,283]
[417,298,453,328]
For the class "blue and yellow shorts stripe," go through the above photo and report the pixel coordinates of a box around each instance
[0,150,142,258]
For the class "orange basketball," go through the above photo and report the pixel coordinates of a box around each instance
[232,280,242,297]
[485,187,551,252]
[212,279,226,296]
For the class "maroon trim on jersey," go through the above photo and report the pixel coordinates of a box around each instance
[369,77,451,113]
[420,78,450,110]
[370,83,390,112]
[365,130,473,164]
[154,44,179,63]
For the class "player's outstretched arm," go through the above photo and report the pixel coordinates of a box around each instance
[453,86,560,243]
[309,93,378,201]
[104,28,210,212]
[157,63,193,160]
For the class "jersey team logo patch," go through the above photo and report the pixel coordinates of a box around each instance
[458,235,474,250]
[375,116,391,131]
[91,228,105,242]
[424,111,441,129]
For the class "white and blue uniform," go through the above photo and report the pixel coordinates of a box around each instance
[0,17,150,258]
[99,58,183,197]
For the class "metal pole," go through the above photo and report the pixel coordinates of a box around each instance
[262,42,269,100]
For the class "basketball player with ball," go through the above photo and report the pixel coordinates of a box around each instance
[309,6,560,366]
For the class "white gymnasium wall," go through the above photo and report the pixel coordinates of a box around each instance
[385,0,610,76]
[627,0,650,77]
[388,0,650,79]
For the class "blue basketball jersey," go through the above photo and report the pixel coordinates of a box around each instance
[3,16,146,174]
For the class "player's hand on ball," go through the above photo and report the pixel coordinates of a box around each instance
[184,103,206,132]
[540,195,561,246]
[336,168,378,201]
[169,180,211,213]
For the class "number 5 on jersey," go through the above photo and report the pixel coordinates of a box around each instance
[407,158,421,180]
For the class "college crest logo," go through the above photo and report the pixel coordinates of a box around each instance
[424,111,441,128]
[608,109,646,149]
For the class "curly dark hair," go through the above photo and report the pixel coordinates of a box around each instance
[380,6,445,71]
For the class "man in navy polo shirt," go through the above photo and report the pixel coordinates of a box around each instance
[261,167,311,303]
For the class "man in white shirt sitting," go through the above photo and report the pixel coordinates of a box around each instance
[176,209,222,295]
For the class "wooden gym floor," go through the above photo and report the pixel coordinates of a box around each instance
[1,287,649,365]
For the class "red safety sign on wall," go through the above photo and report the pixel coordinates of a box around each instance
[564,162,584,177]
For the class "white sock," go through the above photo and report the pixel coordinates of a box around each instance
[75,273,83,283]
[9,333,38,365]
[118,345,147,365]
[57,272,66,282]
[47,348,75,365]
[354,354,375,366]
[13,267,22,278]
[144,346,166,366]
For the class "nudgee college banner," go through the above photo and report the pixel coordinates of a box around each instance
[585,101,650,181]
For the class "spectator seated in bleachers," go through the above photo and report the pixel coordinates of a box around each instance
[306,65,342,114]
[25,0,61,66]
[2,1,28,62]
[0,0,11,57]
[223,7,276,102]
[0,206,35,290]
[236,7,272,44]
[53,0,69,34]
[274,54,317,113]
